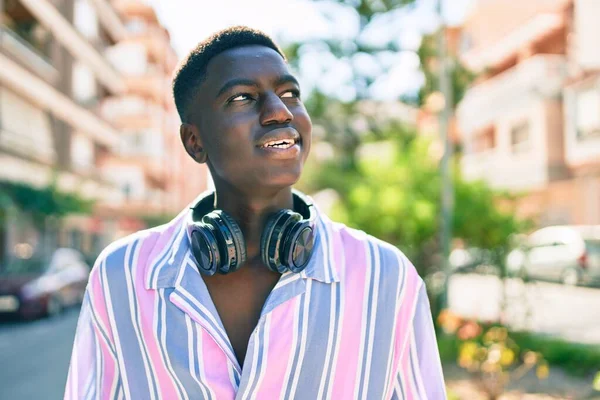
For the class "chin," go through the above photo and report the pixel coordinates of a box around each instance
[261,167,303,189]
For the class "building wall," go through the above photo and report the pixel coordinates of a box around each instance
[457,0,600,228]
[0,0,125,262]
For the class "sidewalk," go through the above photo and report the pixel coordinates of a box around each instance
[444,364,600,400]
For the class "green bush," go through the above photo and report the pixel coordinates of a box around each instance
[438,329,600,377]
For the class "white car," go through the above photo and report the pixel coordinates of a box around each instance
[507,225,600,286]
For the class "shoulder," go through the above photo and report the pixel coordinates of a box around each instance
[88,220,178,290]
[323,216,423,292]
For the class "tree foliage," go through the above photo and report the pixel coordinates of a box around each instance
[416,32,475,108]
[299,126,527,275]
[0,181,94,226]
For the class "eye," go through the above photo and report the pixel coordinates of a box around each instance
[281,89,300,99]
[229,93,253,103]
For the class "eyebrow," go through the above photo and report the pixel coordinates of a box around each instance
[216,74,300,99]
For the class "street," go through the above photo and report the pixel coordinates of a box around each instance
[449,273,600,344]
[0,308,79,400]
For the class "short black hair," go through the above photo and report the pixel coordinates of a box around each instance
[172,26,286,122]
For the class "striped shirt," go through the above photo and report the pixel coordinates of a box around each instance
[65,201,446,399]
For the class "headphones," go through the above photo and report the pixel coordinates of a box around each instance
[186,190,317,276]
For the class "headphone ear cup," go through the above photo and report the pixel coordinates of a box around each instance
[189,225,220,276]
[282,222,315,273]
[261,210,302,273]
[202,211,245,274]
[218,211,246,273]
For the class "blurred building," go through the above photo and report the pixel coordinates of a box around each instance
[456,0,600,226]
[0,0,207,265]
[99,0,208,238]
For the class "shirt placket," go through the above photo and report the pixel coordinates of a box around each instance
[235,272,308,399]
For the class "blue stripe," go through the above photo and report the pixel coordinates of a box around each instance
[176,287,237,363]
[105,241,153,399]
[357,240,377,399]
[367,242,405,399]
[321,281,341,397]
[156,290,187,399]
[87,296,117,360]
[161,288,206,398]
[320,216,336,280]
[241,319,267,398]
[112,377,122,400]
[192,323,212,399]
[292,281,333,398]
[127,240,161,399]
[282,291,307,399]
[149,225,184,287]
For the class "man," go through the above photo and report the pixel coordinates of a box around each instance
[65,26,445,399]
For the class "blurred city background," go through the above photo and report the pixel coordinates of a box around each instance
[0,0,599,399]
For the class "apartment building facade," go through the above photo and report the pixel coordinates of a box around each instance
[456,0,600,226]
[0,0,207,265]
[99,0,208,237]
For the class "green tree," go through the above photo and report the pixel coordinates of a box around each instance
[298,126,527,276]
[283,0,419,168]
[415,32,475,108]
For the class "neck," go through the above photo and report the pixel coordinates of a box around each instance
[212,182,294,263]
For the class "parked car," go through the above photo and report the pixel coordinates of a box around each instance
[0,248,90,319]
[507,225,600,286]
[449,247,500,275]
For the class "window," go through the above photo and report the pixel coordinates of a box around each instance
[74,0,99,40]
[510,121,530,153]
[460,33,473,54]
[71,133,95,170]
[72,62,97,104]
[575,88,600,141]
[469,125,496,153]
[122,183,132,200]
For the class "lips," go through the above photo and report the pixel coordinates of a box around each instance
[255,128,301,149]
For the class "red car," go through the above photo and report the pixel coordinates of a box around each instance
[0,248,90,319]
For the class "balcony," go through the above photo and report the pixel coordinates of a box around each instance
[461,13,564,71]
[101,151,167,191]
[128,26,177,72]
[0,26,59,82]
[461,149,550,192]
[126,71,171,105]
[100,95,165,129]
[18,0,126,94]
[457,55,568,135]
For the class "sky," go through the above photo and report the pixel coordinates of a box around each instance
[148,0,475,101]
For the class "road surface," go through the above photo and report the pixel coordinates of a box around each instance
[0,308,79,400]
[448,273,600,344]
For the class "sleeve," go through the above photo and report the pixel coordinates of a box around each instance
[390,283,447,400]
[64,287,121,399]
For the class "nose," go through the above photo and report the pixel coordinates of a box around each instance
[260,93,293,126]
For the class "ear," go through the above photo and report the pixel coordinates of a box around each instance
[180,123,207,164]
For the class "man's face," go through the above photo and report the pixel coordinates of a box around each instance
[186,45,312,193]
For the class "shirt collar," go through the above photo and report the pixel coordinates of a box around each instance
[144,191,340,290]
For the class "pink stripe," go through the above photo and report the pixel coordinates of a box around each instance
[387,266,420,398]
[255,296,300,398]
[133,237,180,399]
[143,217,183,287]
[330,230,369,399]
[98,335,117,399]
[201,329,237,398]
[399,339,416,400]
[147,217,181,262]
[89,269,114,344]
